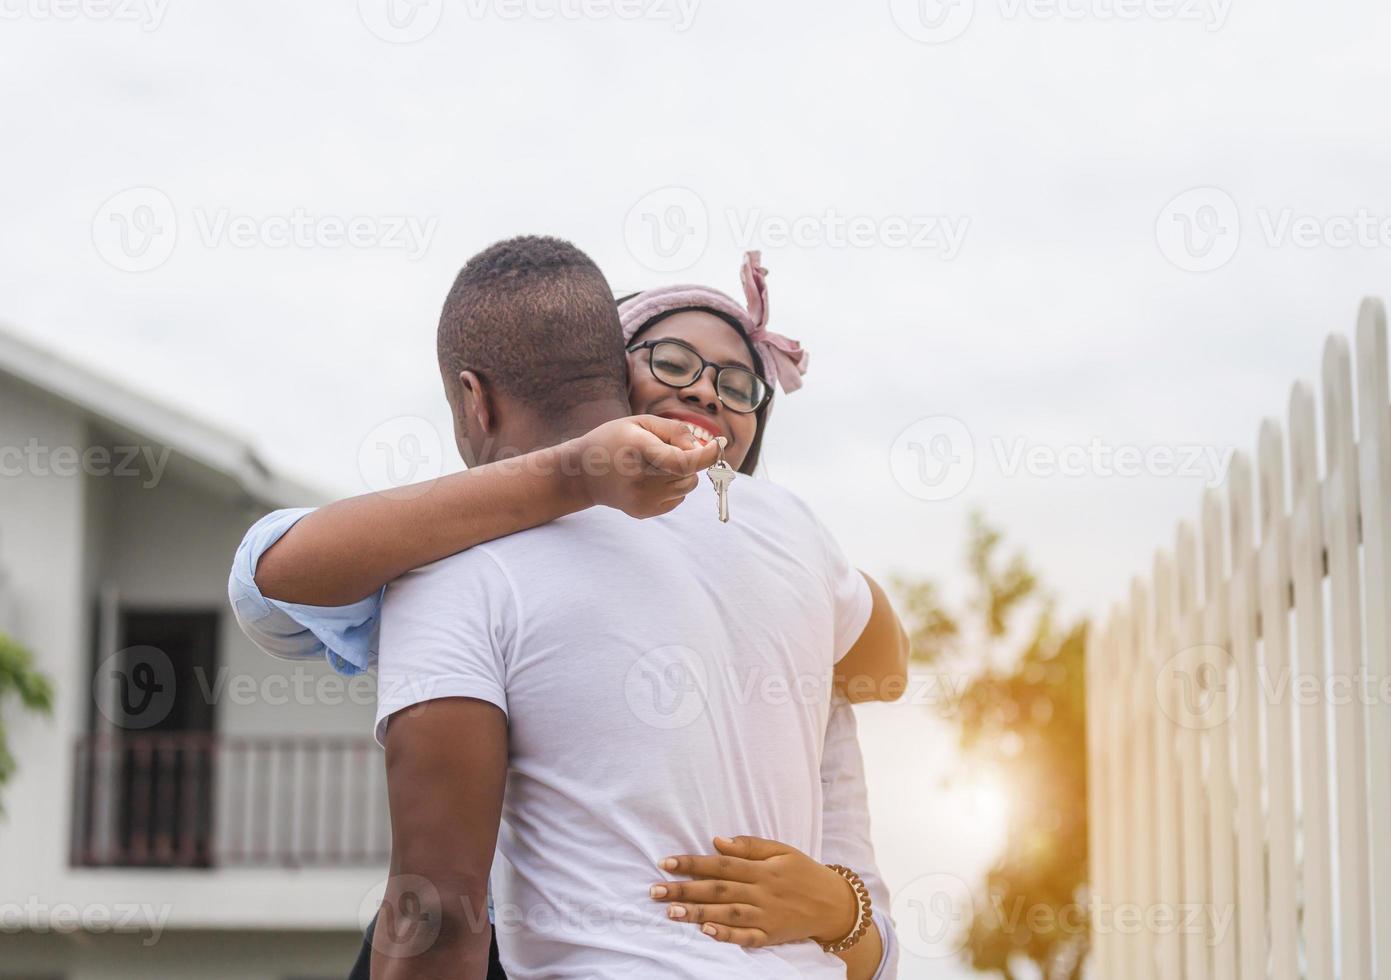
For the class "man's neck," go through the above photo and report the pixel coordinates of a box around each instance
[545,398,630,444]
[480,397,629,463]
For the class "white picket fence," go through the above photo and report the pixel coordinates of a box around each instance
[1086,298,1391,980]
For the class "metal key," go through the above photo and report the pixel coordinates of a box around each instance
[707,437,734,523]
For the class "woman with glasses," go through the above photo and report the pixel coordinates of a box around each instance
[230,251,900,980]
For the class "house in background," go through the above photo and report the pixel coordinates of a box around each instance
[0,323,387,979]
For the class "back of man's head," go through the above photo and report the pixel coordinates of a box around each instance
[438,236,628,431]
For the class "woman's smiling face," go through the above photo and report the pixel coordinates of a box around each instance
[625,309,762,472]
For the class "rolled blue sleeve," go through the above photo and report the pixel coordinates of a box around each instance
[227,508,383,675]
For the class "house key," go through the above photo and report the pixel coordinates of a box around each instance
[707,437,734,523]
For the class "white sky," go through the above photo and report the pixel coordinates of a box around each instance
[5,1,1391,975]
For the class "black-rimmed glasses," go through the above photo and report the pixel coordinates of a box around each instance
[626,338,770,415]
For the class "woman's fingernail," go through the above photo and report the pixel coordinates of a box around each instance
[668,905,687,919]
[714,836,733,847]
[702,924,717,936]
[649,885,668,899]
[660,858,677,871]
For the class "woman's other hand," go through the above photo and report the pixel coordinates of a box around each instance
[650,835,858,949]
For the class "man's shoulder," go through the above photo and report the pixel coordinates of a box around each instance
[385,543,516,602]
[405,510,621,586]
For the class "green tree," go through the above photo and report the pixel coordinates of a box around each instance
[897,512,1090,980]
[0,630,53,814]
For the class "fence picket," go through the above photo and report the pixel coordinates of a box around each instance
[1322,335,1373,980]
[1227,453,1269,980]
[1174,521,1211,980]
[1288,381,1335,980]
[1130,579,1158,980]
[1151,550,1183,980]
[1103,610,1127,980]
[1112,601,1141,978]
[1257,420,1299,980]
[1086,610,1114,976]
[1354,298,1391,972]
[1202,488,1239,980]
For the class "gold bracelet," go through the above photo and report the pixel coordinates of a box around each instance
[819,864,873,953]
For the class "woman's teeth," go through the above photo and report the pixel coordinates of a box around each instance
[679,421,716,446]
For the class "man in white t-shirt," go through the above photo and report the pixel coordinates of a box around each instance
[378,480,876,978]
[371,237,907,980]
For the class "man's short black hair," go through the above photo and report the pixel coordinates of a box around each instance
[438,235,627,419]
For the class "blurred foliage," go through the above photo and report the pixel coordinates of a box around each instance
[896,512,1091,980]
[0,630,53,815]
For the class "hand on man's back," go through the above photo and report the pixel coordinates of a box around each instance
[570,415,722,519]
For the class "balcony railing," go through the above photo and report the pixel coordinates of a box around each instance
[71,733,390,869]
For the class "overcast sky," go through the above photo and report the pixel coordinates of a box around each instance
[5,1,1391,974]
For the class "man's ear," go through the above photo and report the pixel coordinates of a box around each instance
[458,370,494,435]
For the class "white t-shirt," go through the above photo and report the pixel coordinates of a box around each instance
[376,478,872,979]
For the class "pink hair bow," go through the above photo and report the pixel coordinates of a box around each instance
[738,251,809,394]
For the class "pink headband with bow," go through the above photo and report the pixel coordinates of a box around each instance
[617,251,809,395]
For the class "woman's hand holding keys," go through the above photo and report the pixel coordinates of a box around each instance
[568,415,721,519]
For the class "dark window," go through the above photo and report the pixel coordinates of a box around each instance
[75,609,219,868]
